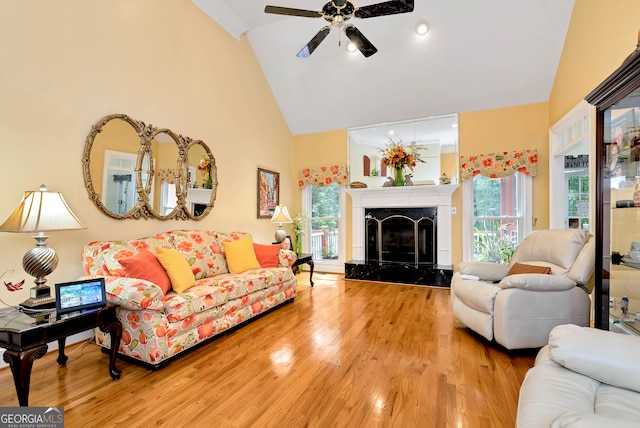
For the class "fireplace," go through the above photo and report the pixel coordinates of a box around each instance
[345,185,457,286]
[365,207,437,265]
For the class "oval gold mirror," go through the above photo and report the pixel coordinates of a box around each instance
[185,139,217,219]
[146,129,182,219]
[84,114,217,220]
[83,114,146,219]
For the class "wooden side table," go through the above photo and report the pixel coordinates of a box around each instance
[292,253,315,286]
[0,304,122,406]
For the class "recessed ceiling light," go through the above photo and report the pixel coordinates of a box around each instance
[415,20,430,36]
[347,42,357,53]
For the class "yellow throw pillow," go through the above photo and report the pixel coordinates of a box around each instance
[221,236,261,274]
[155,246,196,294]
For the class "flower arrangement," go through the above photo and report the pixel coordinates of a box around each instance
[293,212,308,237]
[197,157,212,176]
[197,157,213,189]
[380,138,426,171]
[292,212,309,254]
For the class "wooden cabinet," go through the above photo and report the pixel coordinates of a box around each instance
[586,38,640,331]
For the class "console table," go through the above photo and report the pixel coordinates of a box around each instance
[292,253,315,286]
[0,304,122,406]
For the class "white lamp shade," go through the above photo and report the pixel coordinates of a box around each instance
[270,205,293,224]
[0,186,85,232]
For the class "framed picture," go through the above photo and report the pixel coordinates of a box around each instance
[257,168,279,218]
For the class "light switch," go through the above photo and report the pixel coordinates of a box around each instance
[451,207,457,214]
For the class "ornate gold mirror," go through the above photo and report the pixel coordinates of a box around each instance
[185,139,217,219]
[83,114,216,220]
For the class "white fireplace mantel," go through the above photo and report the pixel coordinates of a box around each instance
[346,184,459,266]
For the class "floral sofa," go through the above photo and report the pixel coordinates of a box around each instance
[81,230,297,368]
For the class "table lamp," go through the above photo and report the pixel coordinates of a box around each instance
[270,205,292,243]
[0,185,86,308]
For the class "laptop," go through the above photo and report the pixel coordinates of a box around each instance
[55,278,107,318]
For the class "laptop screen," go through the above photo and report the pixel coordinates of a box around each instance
[55,278,107,315]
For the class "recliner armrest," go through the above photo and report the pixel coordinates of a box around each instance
[458,262,509,281]
[499,274,576,291]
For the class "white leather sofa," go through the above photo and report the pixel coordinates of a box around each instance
[517,324,640,427]
[451,229,594,349]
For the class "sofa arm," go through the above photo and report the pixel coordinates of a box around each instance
[499,274,576,291]
[81,275,164,311]
[278,250,297,268]
[549,324,640,393]
[458,261,510,281]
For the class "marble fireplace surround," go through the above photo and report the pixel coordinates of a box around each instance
[346,185,459,266]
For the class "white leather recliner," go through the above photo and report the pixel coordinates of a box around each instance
[517,324,640,427]
[450,229,595,349]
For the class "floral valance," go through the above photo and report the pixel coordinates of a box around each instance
[298,164,348,188]
[157,168,176,184]
[459,149,538,180]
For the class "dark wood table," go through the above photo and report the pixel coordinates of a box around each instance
[292,253,315,286]
[0,304,122,406]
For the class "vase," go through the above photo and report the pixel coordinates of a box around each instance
[393,167,405,186]
[294,233,302,254]
[204,171,213,189]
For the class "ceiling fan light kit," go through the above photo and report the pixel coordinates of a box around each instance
[265,0,415,58]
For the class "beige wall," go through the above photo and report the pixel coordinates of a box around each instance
[550,0,640,124]
[0,0,293,304]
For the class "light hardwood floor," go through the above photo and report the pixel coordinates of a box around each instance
[0,273,536,427]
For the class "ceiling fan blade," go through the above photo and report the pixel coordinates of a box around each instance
[344,25,378,57]
[297,27,331,58]
[264,6,322,18]
[354,0,414,19]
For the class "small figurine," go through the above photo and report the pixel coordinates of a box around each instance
[382,177,394,187]
[404,174,413,186]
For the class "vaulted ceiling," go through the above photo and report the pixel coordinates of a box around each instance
[193,0,575,136]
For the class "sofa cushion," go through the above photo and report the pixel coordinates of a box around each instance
[221,237,261,274]
[118,248,172,295]
[253,243,281,268]
[156,246,196,294]
[164,267,295,322]
[168,230,227,278]
[99,234,173,276]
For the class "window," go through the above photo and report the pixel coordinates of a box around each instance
[463,173,532,262]
[566,172,589,229]
[302,183,346,273]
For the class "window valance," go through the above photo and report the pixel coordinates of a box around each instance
[459,149,538,180]
[298,164,348,188]
[157,168,176,184]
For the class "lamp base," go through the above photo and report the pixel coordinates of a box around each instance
[21,286,56,309]
[274,229,286,243]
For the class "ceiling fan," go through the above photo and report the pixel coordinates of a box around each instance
[264,0,415,58]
